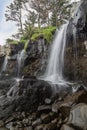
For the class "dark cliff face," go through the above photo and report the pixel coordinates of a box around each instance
[1,39,49,79]
[64,0,87,84]
[10,43,25,55]
[23,39,49,77]
[73,0,87,39]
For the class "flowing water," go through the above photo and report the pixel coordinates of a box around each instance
[17,49,26,77]
[0,55,8,74]
[41,23,69,85]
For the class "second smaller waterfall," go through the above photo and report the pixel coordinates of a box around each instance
[17,50,26,77]
[1,56,8,74]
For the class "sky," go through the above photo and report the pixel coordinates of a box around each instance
[0,0,80,45]
[0,0,17,45]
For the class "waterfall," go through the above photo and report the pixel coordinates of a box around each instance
[17,49,26,77]
[41,23,69,85]
[1,55,8,73]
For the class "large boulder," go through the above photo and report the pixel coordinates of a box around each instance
[68,103,87,130]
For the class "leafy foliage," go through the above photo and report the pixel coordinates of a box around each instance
[6,38,18,44]
[31,26,56,43]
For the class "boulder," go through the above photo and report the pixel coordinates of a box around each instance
[68,103,87,130]
[60,124,75,130]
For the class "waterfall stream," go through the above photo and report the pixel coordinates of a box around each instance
[0,55,8,75]
[41,23,69,85]
[17,49,26,77]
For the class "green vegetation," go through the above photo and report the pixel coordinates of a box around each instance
[31,26,56,43]
[6,38,18,44]
[24,40,29,51]
[43,27,56,43]
[6,26,56,51]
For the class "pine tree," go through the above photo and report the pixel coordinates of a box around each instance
[50,0,71,27]
[5,0,28,35]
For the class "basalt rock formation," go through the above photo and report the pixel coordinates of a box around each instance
[22,39,48,77]
[64,0,87,84]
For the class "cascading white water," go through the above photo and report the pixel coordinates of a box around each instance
[1,55,8,73]
[41,23,69,85]
[17,49,26,77]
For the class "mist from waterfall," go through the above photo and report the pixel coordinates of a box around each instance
[41,22,69,85]
[17,49,26,77]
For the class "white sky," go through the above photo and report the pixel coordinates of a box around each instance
[0,0,80,45]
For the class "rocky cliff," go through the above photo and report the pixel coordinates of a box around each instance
[64,0,87,84]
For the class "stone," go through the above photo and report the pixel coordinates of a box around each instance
[22,119,29,124]
[43,122,57,130]
[60,124,75,130]
[51,118,57,124]
[57,119,62,128]
[5,117,15,124]
[59,106,70,120]
[32,119,42,127]
[45,98,51,105]
[21,112,26,118]
[5,122,13,130]
[35,125,44,130]
[38,105,51,113]
[24,127,33,130]
[49,112,58,120]
[52,90,86,113]
[28,119,32,126]
[68,103,87,130]
[28,113,36,122]
[9,126,16,130]
[0,128,8,130]
[41,114,51,123]
[0,121,4,127]
[16,121,23,128]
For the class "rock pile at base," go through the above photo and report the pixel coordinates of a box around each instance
[0,77,87,130]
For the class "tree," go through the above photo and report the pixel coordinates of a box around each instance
[23,23,34,40]
[25,10,37,27]
[5,0,28,35]
[29,0,71,27]
[30,0,51,27]
[50,0,71,27]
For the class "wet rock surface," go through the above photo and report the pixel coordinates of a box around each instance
[0,79,87,130]
[23,39,48,77]
[0,78,52,119]
[1,38,48,79]
[64,0,87,84]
